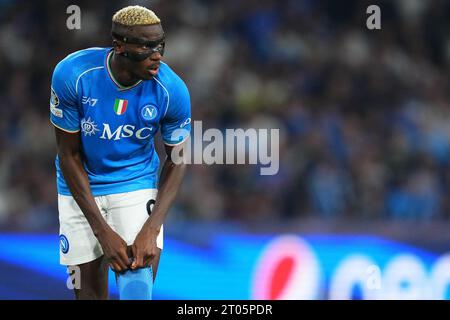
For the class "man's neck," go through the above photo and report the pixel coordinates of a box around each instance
[109,52,140,88]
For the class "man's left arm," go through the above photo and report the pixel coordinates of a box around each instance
[131,144,186,269]
[131,73,191,270]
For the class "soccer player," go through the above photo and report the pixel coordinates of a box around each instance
[49,6,191,299]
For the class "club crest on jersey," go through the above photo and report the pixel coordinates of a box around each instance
[141,104,158,121]
[114,98,128,115]
[81,117,99,136]
[60,234,69,254]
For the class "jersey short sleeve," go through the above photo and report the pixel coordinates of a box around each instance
[50,60,80,133]
[160,76,191,146]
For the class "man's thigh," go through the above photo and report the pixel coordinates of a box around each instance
[58,194,105,266]
[106,189,163,250]
[72,255,109,300]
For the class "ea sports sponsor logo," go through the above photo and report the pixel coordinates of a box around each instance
[60,234,69,254]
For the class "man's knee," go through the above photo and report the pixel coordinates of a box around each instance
[72,256,109,300]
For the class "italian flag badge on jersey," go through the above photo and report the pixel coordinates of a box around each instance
[114,99,128,115]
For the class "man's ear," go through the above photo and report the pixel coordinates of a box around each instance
[113,40,125,54]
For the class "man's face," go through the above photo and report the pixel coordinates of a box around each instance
[113,23,165,80]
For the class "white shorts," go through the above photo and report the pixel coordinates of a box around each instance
[58,188,163,266]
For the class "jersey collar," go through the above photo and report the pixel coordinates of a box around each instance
[105,50,143,91]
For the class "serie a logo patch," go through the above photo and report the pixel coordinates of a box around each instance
[50,87,59,107]
[50,87,63,118]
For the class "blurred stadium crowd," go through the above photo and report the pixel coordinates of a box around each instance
[0,0,449,231]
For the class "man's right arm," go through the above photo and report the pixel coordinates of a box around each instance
[55,127,130,272]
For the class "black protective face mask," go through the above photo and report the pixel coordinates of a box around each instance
[112,31,165,62]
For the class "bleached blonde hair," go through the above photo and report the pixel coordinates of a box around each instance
[112,5,160,26]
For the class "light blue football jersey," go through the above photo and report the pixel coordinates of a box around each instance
[50,48,191,196]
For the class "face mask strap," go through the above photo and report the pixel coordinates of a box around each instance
[112,32,165,61]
